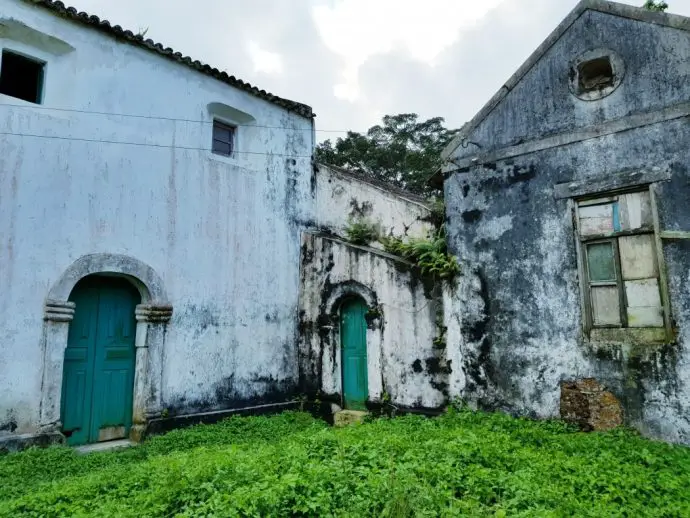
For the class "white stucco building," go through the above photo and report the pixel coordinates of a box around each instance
[0,0,317,445]
[0,0,445,448]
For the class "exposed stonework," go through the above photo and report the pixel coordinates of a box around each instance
[560,379,623,432]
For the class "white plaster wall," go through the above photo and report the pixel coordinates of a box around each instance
[313,164,432,245]
[299,233,447,410]
[0,0,313,433]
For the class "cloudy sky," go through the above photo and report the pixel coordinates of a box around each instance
[71,0,690,139]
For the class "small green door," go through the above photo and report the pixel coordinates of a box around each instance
[341,298,368,410]
[61,276,139,446]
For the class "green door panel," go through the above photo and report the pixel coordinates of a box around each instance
[341,298,368,411]
[61,276,139,446]
[60,282,99,446]
[89,283,138,441]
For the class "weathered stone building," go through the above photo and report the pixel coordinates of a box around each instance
[441,0,690,443]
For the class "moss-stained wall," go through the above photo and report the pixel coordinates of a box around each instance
[443,7,690,443]
[298,233,452,412]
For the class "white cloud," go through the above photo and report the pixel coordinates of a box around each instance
[312,0,506,100]
[247,41,283,75]
[44,0,690,137]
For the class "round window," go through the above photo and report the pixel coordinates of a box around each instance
[569,49,625,101]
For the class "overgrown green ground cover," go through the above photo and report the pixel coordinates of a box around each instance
[1,409,689,517]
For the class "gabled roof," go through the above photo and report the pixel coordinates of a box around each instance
[441,0,690,160]
[23,0,314,119]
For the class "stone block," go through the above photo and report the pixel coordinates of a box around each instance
[560,378,623,432]
[333,410,368,427]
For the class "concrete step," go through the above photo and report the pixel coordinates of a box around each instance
[333,410,369,427]
[75,439,134,455]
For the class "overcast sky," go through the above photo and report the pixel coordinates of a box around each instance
[71,0,690,140]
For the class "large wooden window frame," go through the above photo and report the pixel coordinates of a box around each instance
[573,185,673,343]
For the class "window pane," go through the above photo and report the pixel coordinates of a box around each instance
[214,128,233,144]
[212,139,232,155]
[591,286,621,326]
[213,122,234,139]
[586,242,616,282]
[212,121,235,156]
[619,192,652,231]
[579,203,614,236]
[625,279,663,327]
[618,234,657,280]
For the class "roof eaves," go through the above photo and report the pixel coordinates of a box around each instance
[23,0,315,119]
[441,0,690,161]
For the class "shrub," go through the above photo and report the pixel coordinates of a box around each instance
[344,218,380,245]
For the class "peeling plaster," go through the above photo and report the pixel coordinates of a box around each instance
[0,0,314,435]
[445,11,690,443]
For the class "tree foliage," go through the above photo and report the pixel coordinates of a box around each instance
[315,113,459,196]
[643,0,669,11]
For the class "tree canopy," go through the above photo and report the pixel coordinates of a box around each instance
[643,0,669,11]
[315,113,458,196]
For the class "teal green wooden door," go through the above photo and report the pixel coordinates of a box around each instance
[341,298,368,410]
[61,276,139,446]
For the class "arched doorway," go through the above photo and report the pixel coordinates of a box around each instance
[340,297,368,410]
[60,275,140,445]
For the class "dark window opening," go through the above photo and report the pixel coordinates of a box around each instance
[0,50,45,104]
[212,120,236,156]
[578,57,614,92]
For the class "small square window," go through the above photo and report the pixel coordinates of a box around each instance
[212,120,236,157]
[0,50,45,104]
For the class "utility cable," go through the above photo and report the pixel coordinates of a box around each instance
[0,102,350,133]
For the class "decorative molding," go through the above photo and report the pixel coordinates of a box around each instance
[660,231,690,240]
[135,304,173,323]
[447,102,690,174]
[48,253,167,303]
[0,17,76,55]
[43,300,75,322]
[554,168,672,199]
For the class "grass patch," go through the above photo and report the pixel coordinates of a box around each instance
[1,409,689,516]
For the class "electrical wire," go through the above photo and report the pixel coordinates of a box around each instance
[0,102,350,133]
[0,130,314,157]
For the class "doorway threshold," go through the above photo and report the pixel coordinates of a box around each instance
[75,439,134,455]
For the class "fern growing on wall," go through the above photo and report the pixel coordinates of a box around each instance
[380,227,459,280]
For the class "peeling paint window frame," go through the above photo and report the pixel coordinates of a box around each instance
[573,185,673,343]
